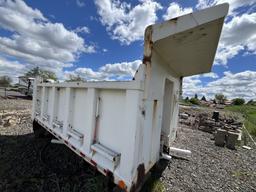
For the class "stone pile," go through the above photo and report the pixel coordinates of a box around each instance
[0,110,31,128]
[179,109,243,149]
[214,128,241,150]
[194,112,242,134]
[179,111,242,132]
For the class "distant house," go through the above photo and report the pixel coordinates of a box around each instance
[199,99,214,107]
[224,100,232,105]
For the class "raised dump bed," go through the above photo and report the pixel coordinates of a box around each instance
[32,4,228,192]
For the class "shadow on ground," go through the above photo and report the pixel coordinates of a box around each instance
[141,160,169,192]
[0,95,32,100]
[0,133,168,192]
[0,133,109,192]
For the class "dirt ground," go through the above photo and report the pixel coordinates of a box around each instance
[0,99,255,192]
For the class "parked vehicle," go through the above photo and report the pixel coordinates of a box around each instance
[18,76,34,96]
[18,76,55,97]
[32,4,228,191]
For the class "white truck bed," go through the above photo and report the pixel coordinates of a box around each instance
[32,4,229,191]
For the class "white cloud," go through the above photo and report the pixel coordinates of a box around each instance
[74,26,90,34]
[196,0,213,9]
[163,2,193,20]
[64,60,141,81]
[201,72,219,78]
[222,13,256,52]
[183,71,256,101]
[76,0,85,7]
[195,0,256,65]
[0,0,46,22]
[0,0,94,80]
[0,56,25,80]
[183,76,203,97]
[215,44,243,65]
[196,0,255,15]
[94,0,162,45]
[203,73,218,78]
[215,12,256,65]
[0,56,24,70]
[206,70,256,100]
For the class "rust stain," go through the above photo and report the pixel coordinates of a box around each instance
[143,26,153,65]
[153,100,157,112]
[106,171,114,189]
[118,180,127,190]
[93,97,101,143]
[143,26,153,99]
[168,17,178,23]
[137,164,145,186]
[130,163,146,192]
[152,100,158,125]
[142,55,151,64]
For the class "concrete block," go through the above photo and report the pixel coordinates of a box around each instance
[226,131,239,150]
[215,129,226,147]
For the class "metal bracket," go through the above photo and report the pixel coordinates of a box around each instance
[91,143,121,166]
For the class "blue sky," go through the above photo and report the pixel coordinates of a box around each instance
[0,0,255,100]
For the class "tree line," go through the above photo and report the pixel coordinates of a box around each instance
[0,67,84,87]
[184,93,254,106]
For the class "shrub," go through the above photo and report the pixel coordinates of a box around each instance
[247,100,256,106]
[0,76,12,87]
[232,98,245,105]
[190,98,199,105]
[215,94,226,104]
[201,96,207,101]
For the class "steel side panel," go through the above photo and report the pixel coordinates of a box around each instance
[56,88,67,123]
[34,87,41,116]
[82,88,97,154]
[71,89,88,134]
[120,90,144,183]
[97,89,125,153]
[34,85,143,188]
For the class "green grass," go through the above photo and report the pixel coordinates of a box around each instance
[179,100,193,106]
[141,178,166,192]
[225,105,256,137]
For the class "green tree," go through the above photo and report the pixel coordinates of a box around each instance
[65,74,85,82]
[247,99,256,105]
[0,76,12,87]
[232,98,245,105]
[215,94,226,104]
[194,94,198,99]
[190,98,199,105]
[201,95,207,101]
[25,67,57,81]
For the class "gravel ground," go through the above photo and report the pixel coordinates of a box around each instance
[0,99,109,192]
[0,99,255,192]
[161,126,256,192]
[0,89,28,99]
[0,98,32,111]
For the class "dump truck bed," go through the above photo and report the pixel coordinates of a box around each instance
[32,4,228,191]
